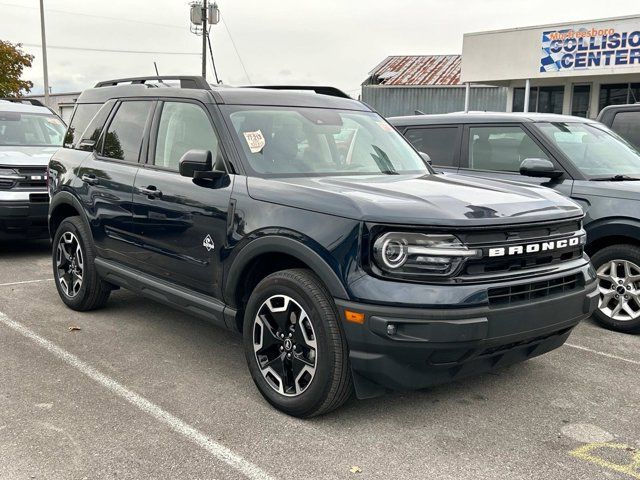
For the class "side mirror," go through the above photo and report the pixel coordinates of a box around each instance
[519,158,563,179]
[419,152,432,165]
[178,149,225,180]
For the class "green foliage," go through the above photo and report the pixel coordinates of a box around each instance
[0,40,34,97]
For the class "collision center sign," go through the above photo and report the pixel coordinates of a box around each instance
[541,23,640,73]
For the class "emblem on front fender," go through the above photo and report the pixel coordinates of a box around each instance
[203,234,215,252]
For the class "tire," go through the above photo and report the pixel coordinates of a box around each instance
[52,216,111,311]
[242,269,353,417]
[591,244,640,333]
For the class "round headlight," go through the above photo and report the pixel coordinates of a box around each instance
[376,237,408,269]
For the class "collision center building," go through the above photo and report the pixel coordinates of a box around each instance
[461,14,640,118]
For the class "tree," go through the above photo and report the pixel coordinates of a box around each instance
[0,40,34,97]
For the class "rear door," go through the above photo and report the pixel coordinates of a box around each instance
[130,99,233,297]
[76,99,154,263]
[400,125,461,173]
[458,123,574,196]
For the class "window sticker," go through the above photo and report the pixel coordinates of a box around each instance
[377,121,394,132]
[243,130,266,154]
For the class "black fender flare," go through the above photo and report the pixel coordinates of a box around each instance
[48,190,91,237]
[585,216,640,248]
[223,235,350,307]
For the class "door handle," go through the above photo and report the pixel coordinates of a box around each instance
[81,174,99,185]
[140,185,162,198]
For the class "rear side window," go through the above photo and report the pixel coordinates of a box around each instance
[403,127,459,167]
[64,103,101,148]
[611,111,640,150]
[467,125,549,172]
[101,101,153,162]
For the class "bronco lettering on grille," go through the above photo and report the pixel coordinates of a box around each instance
[488,236,581,258]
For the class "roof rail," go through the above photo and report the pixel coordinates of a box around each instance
[0,97,47,107]
[241,85,351,99]
[94,76,211,90]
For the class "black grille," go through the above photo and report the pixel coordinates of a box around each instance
[0,166,47,190]
[456,219,584,279]
[488,274,581,307]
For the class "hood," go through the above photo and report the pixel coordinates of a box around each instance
[573,179,640,202]
[0,146,60,167]
[247,173,583,226]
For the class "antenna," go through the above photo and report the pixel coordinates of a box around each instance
[153,62,164,84]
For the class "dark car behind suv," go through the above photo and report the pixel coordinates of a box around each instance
[48,77,597,417]
[390,112,640,333]
[597,103,640,150]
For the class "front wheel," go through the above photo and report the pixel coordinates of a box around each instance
[242,269,353,417]
[591,244,640,333]
[52,216,111,311]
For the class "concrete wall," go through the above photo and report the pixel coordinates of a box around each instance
[362,86,507,117]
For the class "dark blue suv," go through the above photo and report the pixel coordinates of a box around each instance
[48,77,597,417]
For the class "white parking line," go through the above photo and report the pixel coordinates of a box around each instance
[0,278,53,287]
[0,311,276,480]
[565,343,640,366]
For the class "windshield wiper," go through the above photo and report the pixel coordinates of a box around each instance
[591,175,640,181]
[370,145,398,175]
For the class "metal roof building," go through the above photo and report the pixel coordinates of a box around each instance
[361,55,507,117]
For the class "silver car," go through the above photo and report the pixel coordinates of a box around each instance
[0,99,65,241]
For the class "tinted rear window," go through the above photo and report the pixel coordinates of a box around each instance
[403,127,459,167]
[64,103,102,148]
[611,111,640,150]
[101,101,152,162]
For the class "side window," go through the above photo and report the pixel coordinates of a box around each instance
[101,101,153,162]
[78,101,116,147]
[154,102,219,171]
[467,125,549,172]
[611,112,640,150]
[64,103,101,148]
[404,127,459,167]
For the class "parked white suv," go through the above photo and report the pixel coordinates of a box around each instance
[0,99,65,241]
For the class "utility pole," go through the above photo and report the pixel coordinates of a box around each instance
[201,0,207,79]
[39,0,50,104]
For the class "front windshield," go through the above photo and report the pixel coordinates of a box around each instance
[224,106,430,176]
[0,111,66,147]
[536,121,640,178]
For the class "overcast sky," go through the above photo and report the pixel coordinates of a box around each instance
[2,0,639,96]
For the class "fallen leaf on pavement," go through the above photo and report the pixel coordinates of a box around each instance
[349,466,362,474]
[68,326,81,331]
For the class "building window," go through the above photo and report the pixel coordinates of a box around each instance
[599,84,630,112]
[513,86,564,114]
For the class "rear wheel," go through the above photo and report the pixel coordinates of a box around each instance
[591,244,640,333]
[52,216,111,311]
[243,269,352,417]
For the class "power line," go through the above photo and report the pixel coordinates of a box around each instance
[23,43,200,56]
[0,2,185,30]
[220,14,252,84]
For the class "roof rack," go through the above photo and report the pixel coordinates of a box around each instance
[94,76,211,90]
[241,85,351,99]
[0,98,47,107]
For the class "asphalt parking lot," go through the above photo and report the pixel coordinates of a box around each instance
[1,242,639,480]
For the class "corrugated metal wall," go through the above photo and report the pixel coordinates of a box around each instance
[362,86,508,117]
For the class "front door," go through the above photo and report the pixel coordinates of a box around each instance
[458,123,574,196]
[131,100,233,297]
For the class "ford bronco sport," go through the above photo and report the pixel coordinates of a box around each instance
[48,77,598,417]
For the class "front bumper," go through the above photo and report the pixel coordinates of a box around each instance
[0,192,50,240]
[336,262,598,398]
